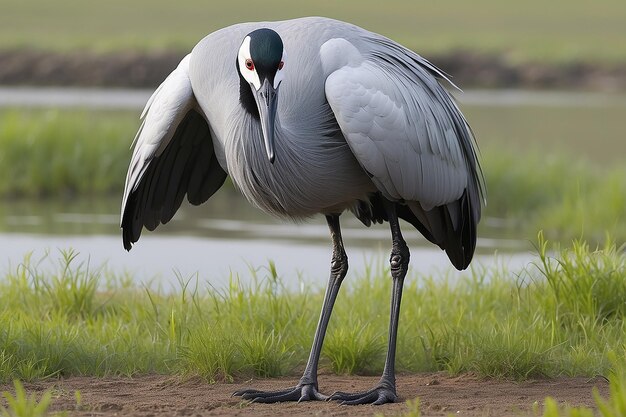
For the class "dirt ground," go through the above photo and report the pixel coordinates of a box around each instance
[1,372,609,417]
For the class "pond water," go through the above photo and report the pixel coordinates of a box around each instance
[1,88,624,288]
[0,192,530,289]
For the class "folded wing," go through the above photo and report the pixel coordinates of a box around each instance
[324,37,484,269]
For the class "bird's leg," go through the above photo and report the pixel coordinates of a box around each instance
[233,214,348,403]
[330,200,408,405]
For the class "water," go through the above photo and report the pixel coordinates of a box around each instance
[3,86,626,110]
[0,192,530,289]
[2,233,534,290]
[2,87,622,288]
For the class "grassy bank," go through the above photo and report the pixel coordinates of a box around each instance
[1,0,625,65]
[1,108,624,245]
[0,109,134,198]
[0,235,624,383]
[484,148,626,244]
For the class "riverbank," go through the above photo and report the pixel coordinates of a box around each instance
[1,49,625,91]
[0,236,624,416]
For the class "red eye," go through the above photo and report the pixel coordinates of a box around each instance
[245,59,254,70]
[278,61,284,70]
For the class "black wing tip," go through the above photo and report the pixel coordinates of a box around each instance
[121,199,141,252]
[121,217,135,252]
[355,194,469,267]
[445,190,478,271]
[353,193,478,271]
[446,244,474,271]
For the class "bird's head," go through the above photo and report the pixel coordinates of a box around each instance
[237,28,286,164]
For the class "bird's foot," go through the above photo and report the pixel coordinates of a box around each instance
[233,382,327,403]
[329,381,397,405]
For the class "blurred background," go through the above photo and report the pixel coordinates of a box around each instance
[0,0,624,287]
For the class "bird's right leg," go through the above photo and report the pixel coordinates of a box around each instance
[233,214,348,403]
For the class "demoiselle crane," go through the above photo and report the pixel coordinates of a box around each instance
[121,17,484,405]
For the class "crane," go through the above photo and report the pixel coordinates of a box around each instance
[121,17,484,405]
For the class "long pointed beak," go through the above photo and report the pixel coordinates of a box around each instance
[253,78,279,164]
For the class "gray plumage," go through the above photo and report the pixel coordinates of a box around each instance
[121,17,484,404]
[121,17,483,266]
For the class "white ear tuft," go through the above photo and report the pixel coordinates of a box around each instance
[238,36,261,90]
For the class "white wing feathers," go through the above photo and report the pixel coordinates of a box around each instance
[122,54,195,209]
[324,44,471,211]
[120,54,227,250]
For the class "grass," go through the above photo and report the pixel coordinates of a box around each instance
[0,235,624,384]
[482,148,626,244]
[463,104,626,165]
[1,107,624,245]
[0,109,134,198]
[1,0,625,64]
[1,380,52,417]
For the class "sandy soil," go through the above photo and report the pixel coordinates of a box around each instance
[1,372,609,417]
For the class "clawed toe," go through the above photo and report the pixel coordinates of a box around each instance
[329,386,397,405]
[233,383,327,403]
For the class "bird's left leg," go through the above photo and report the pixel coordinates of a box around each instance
[330,200,408,405]
[233,214,348,403]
